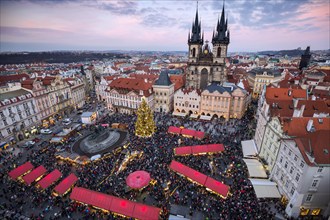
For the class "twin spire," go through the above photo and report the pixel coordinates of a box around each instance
[188,1,230,45]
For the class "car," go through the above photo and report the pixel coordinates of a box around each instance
[40,129,52,134]
[62,118,72,125]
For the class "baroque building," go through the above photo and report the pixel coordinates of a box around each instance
[186,4,229,90]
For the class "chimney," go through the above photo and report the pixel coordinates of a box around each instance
[311,95,316,101]
[300,104,305,117]
[293,99,298,108]
[144,78,147,83]
[288,90,292,96]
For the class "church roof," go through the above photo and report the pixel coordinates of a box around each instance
[204,82,243,94]
[154,71,172,86]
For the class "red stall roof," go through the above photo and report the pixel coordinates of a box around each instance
[191,145,207,155]
[37,169,62,190]
[194,131,205,139]
[70,187,161,219]
[8,161,34,179]
[207,144,225,153]
[169,160,207,185]
[110,197,135,217]
[54,173,78,195]
[132,203,161,220]
[168,126,181,134]
[174,146,192,156]
[174,144,224,156]
[181,128,195,137]
[204,177,230,199]
[22,165,47,185]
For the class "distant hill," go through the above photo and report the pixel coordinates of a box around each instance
[257,49,305,57]
[0,51,129,64]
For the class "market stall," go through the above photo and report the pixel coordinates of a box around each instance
[8,161,34,180]
[36,169,62,190]
[126,171,151,189]
[241,140,258,158]
[243,159,268,178]
[22,165,47,185]
[53,173,78,196]
[249,178,281,198]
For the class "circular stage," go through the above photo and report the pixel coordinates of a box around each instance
[72,128,128,158]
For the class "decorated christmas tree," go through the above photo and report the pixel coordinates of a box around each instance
[135,98,156,137]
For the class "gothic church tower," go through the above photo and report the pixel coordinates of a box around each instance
[185,3,230,90]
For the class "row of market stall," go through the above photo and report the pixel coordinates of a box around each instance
[168,126,205,139]
[241,140,281,199]
[174,144,225,156]
[8,162,162,219]
[169,160,230,199]
[70,187,161,220]
[8,161,78,196]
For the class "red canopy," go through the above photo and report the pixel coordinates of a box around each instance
[22,165,47,185]
[207,144,224,153]
[191,145,207,155]
[169,160,207,185]
[132,203,161,220]
[174,146,192,156]
[8,161,34,180]
[181,128,195,137]
[110,197,135,217]
[126,171,151,189]
[194,131,205,139]
[54,173,78,195]
[70,187,161,219]
[204,177,230,199]
[37,169,62,190]
[168,126,181,134]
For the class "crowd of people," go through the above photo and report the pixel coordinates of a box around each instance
[0,101,287,219]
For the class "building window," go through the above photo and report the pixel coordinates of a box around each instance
[280,156,283,163]
[289,150,292,156]
[306,194,313,202]
[317,167,323,173]
[284,162,288,169]
[294,155,298,161]
[311,179,319,188]
[300,161,305,168]
[290,167,294,174]
[7,128,12,134]
[295,173,300,182]
[290,187,295,195]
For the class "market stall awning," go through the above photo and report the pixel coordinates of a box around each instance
[181,128,195,137]
[37,169,62,190]
[249,178,281,198]
[243,159,267,178]
[54,173,78,196]
[194,131,205,139]
[126,171,151,189]
[110,197,135,217]
[132,203,161,220]
[204,177,230,199]
[8,161,34,180]
[70,187,161,219]
[170,160,207,185]
[174,144,224,156]
[50,137,64,143]
[200,115,212,121]
[241,140,258,158]
[190,114,199,119]
[174,146,192,156]
[172,111,187,117]
[22,165,47,185]
[168,126,181,134]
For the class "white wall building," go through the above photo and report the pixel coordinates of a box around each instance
[174,88,201,116]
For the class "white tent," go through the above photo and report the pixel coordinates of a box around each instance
[249,178,281,198]
[190,114,199,119]
[200,115,212,121]
[241,140,258,158]
[243,159,267,178]
[172,112,187,117]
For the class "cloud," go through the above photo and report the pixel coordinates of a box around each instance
[141,13,177,27]
[95,0,138,15]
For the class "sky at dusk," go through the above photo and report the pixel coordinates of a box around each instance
[0,0,329,52]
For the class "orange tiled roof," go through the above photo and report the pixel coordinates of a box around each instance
[281,117,330,137]
[109,78,153,97]
[266,87,307,102]
[0,73,30,86]
[295,130,330,166]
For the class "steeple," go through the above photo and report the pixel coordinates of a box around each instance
[212,1,230,45]
[188,1,203,45]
